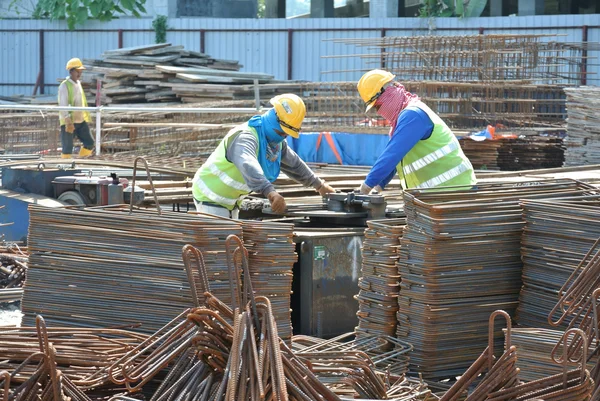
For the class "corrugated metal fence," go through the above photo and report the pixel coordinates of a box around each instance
[0,14,599,97]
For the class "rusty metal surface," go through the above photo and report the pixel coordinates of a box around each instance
[355,218,406,339]
[242,220,296,343]
[22,205,243,333]
[440,311,518,401]
[397,179,598,380]
[516,197,600,329]
[292,332,412,376]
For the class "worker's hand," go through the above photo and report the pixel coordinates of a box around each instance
[371,185,383,194]
[317,181,335,196]
[358,182,372,195]
[267,191,287,214]
[65,118,75,134]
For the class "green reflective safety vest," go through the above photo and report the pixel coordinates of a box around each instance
[192,124,259,210]
[396,101,476,190]
[58,79,91,126]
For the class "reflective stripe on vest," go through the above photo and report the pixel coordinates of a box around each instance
[207,162,250,192]
[192,124,258,210]
[58,79,91,125]
[402,141,459,176]
[414,160,472,189]
[194,177,239,206]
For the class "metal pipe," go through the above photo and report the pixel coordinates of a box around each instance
[287,29,293,80]
[0,104,265,113]
[39,29,45,95]
[581,25,588,85]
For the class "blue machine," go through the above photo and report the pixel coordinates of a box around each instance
[0,189,64,243]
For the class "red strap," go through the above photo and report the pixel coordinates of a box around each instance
[323,132,343,165]
[316,133,323,151]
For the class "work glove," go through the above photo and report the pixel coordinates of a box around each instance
[267,191,287,214]
[65,118,75,134]
[371,185,383,194]
[316,181,336,196]
[358,182,372,195]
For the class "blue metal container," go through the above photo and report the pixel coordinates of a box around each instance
[0,189,65,244]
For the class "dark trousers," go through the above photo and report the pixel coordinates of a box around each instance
[60,122,94,155]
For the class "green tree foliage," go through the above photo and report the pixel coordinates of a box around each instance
[257,0,265,17]
[152,15,168,43]
[33,0,147,30]
[420,0,488,17]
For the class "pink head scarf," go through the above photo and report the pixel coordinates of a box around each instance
[374,82,419,132]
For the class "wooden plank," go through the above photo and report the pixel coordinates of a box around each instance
[102,43,172,56]
[138,45,185,56]
[104,54,180,64]
[102,87,148,95]
[156,65,273,80]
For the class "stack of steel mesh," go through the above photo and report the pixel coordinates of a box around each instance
[241,220,296,343]
[355,218,406,338]
[516,197,600,328]
[396,179,596,380]
[22,206,242,333]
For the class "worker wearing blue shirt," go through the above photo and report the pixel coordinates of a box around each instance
[356,69,476,194]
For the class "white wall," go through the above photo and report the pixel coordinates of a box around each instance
[0,14,598,97]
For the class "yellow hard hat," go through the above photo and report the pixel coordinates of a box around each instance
[357,69,395,112]
[270,94,306,138]
[66,58,86,71]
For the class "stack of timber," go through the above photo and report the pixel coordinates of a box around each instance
[564,86,600,166]
[82,43,301,104]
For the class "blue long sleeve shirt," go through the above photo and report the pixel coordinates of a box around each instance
[365,106,434,189]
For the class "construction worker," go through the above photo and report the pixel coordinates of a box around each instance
[356,69,476,193]
[58,58,94,159]
[192,94,336,219]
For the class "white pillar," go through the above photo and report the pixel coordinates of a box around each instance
[518,0,544,15]
[369,0,399,17]
[95,110,101,156]
[311,0,334,17]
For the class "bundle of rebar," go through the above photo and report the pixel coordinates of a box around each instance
[22,205,243,333]
[292,332,412,376]
[325,34,596,85]
[396,179,597,380]
[440,311,519,401]
[241,221,296,343]
[355,218,405,338]
[516,197,600,329]
[0,322,148,390]
[0,254,27,302]
[508,328,597,383]
[487,329,594,401]
[564,86,600,166]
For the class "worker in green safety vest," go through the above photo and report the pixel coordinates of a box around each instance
[58,58,95,159]
[192,94,336,219]
[356,69,476,194]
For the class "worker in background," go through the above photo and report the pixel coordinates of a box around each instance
[192,94,336,219]
[58,58,94,159]
[356,69,476,193]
